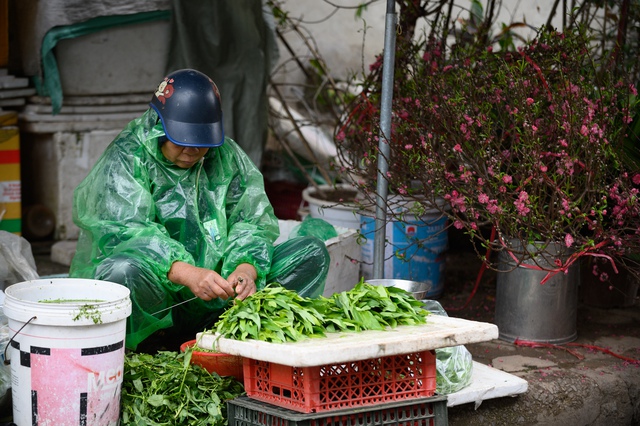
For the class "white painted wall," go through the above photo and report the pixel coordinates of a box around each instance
[271,0,386,92]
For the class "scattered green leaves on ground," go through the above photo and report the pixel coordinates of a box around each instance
[120,350,245,425]
[213,281,429,343]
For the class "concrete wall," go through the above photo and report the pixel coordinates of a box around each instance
[270,0,386,98]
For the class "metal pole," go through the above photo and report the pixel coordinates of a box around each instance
[373,0,397,279]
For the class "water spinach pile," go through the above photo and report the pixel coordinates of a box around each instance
[214,281,430,343]
[121,350,244,425]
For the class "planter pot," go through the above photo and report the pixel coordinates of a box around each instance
[580,257,639,308]
[301,184,361,230]
[495,242,579,344]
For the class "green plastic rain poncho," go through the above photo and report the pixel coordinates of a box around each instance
[70,109,329,350]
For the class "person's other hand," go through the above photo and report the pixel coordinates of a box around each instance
[168,261,235,301]
[227,263,258,300]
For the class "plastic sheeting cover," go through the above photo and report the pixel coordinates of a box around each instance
[15,0,171,76]
[69,109,328,349]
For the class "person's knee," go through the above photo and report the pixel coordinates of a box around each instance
[95,255,145,285]
[96,254,168,312]
[268,235,332,297]
[292,236,330,298]
[281,235,330,269]
[303,236,331,272]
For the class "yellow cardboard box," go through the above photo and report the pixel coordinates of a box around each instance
[0,126,21,234]
[0,111,17,126]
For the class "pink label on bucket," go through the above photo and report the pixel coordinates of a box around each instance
[30,343,124,426]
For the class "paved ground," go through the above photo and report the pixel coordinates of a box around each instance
[29,240,640,426]
[438,251,640,426]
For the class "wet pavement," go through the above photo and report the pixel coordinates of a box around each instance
[439,251,640,426]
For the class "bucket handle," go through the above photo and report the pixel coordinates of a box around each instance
[3,316,37,365]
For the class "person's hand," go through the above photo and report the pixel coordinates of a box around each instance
[227,263,258,301]
[168,261,235,301]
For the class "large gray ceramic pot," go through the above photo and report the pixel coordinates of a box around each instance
[495,241,579,344]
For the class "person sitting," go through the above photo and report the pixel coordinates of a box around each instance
[70,69,330,351]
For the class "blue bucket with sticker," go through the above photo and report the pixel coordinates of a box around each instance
[361,198,448,299]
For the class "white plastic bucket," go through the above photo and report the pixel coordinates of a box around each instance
[360,197,449,298]
[301,184,361,230]
[3,278,131,426]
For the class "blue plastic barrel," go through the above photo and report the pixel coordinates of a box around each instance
[361,207,448,299]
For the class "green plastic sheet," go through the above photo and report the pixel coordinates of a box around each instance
[70,108,328,349]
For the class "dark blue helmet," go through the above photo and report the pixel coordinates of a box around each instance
[150,69,224,148]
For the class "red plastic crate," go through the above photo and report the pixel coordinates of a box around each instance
[242,350,437,413]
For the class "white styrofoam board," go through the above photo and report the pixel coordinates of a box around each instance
[23,103,149,115]
[20,120,138,133]
[446,361,528,407]
[0,75,29,89]
[19,111,140,122]
[197,314,499,367]
[0,98,25,107]
[50,240,78,267]
[19,111,140,133]
[277,219,354,245]
[322,227,361,296]
[0,87,36,99]
[29,94,151,106]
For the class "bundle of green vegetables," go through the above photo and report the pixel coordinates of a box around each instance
[213,281,429,343]
[120,350,245,425]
